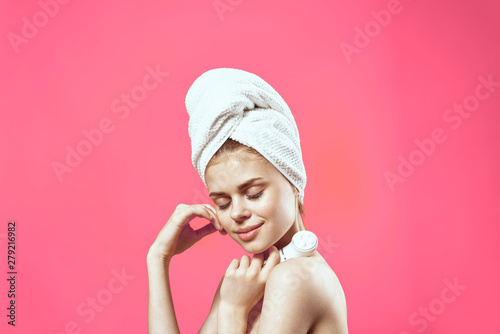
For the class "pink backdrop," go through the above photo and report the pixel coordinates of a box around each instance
[1,0,499,333]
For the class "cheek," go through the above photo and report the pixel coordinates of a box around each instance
[219,217,231,231]
[217,213,234,232]
[260,193,294,223]
[274,194,295,224]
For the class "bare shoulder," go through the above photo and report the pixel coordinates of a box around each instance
[267,251,344,297]
[263,252,347,333]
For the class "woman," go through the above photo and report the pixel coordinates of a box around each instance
[147,68,348,333]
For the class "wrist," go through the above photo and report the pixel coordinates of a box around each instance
[218,301,249,333]
[219,300,250,318]
[147,246,172,267]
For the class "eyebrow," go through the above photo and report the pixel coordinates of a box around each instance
[209,177,263,197]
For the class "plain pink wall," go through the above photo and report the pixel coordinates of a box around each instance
[1,0,499,333]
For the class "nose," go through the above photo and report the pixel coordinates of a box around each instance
[230,197,251,222]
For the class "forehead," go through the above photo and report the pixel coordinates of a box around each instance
[205,155,277,191]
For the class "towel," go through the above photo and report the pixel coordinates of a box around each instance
[185,68,307,204]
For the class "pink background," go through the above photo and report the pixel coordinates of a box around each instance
[1,0,499,333]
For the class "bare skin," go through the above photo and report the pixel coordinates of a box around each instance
[147,151,348,333]
[209,251,347,334]
[147,203,224,334]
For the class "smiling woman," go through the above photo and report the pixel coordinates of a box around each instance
[146,68,348,334]
[207,138,306,216]
[205,138,305,253]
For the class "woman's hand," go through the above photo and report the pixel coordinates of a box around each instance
[147,203,225,263]
[219,246,281,314]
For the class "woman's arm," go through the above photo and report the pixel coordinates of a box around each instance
[218,301,248,333]
[218,256,348,334]
[198,275,224,334]
[254,259,320,333]
[147,252,179,334]
[217,247,281,334]
[147,204,224,334]
[216,257,305,334]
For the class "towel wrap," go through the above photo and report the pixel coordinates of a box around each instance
[185,68,307,203]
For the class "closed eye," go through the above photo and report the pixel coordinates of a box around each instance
[247,190,264,199]
[217,190,264,210]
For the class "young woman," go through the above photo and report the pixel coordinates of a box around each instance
[147,68,348,333]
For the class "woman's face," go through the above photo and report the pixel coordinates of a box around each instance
[205,152,298,254]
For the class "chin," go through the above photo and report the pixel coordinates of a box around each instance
[239,241,269,255]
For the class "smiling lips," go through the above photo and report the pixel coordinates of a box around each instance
[236,223,264,241]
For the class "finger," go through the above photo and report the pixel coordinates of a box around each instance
[227,258,239,272]
[250,252,264,270]
[194,205,219,232]
[180,205,215,228]
[202,204,222,230]
[204,203,216,214]
[261,246,280,275]
[239,255,250,269]
[263,248,270,260]
[195,222,218,240]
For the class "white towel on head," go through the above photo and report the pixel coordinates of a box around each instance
[185,68,307,204]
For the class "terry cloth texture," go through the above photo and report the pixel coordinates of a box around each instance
[185,68,307,203]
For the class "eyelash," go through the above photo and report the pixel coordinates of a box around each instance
[218,190,264,211]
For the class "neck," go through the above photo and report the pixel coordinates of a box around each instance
[274,216,305,250]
